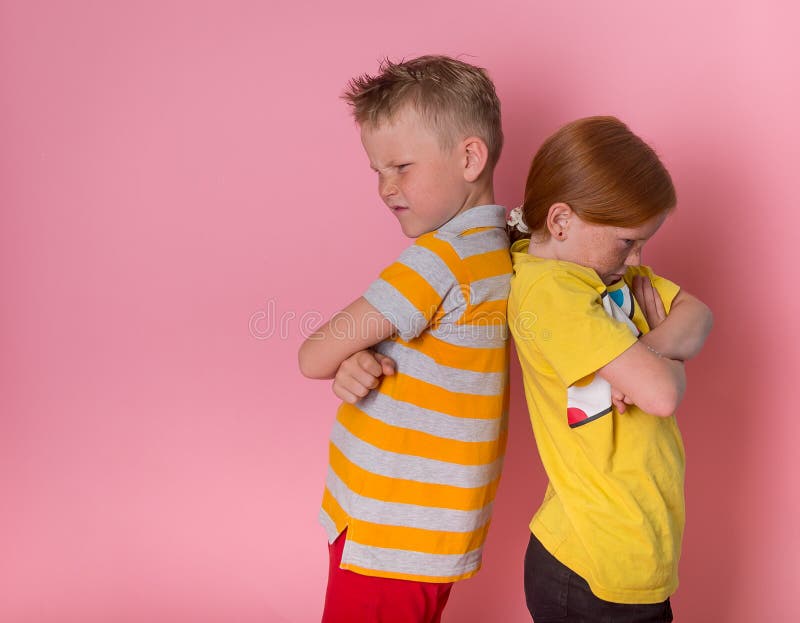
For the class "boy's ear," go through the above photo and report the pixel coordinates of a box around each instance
[461,137,489,183]
[546,203,573,239]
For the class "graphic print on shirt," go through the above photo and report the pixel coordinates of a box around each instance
[566,283,642,428]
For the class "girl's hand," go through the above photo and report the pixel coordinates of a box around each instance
[612,387,634,413]
[332,350,396,404]
[633,275,666,330]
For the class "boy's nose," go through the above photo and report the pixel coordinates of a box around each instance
[379,177,398,199]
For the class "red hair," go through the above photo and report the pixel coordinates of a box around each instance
[512,116,676,242]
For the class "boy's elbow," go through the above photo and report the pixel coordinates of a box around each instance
[297,349,313,378]
[298,356,317,379]
[298,341,328,379]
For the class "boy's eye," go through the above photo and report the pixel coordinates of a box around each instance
[621,239,635,247]
[397,163,410,172]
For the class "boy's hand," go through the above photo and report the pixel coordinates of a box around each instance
[633,275,666,330]
[332,349,396,404]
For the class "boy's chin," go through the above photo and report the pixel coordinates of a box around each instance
[397,221,426,238]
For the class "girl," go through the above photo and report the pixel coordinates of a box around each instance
[507,116,712,622]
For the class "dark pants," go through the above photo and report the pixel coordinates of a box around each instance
[524,533,673,623]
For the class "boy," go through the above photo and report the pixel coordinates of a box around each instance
[298,55,511,623]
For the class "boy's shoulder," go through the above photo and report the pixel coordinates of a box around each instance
[440,205,510,253]
[404,205,510,278]
[435,205,508,239]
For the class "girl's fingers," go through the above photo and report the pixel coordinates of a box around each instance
[634,276,666,328]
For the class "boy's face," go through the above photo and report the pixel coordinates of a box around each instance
[360,106,470,238]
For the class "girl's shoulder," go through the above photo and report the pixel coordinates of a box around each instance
[512,256,604,297]
[510,260,609,326]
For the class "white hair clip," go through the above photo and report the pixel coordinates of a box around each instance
[506,205,530,233]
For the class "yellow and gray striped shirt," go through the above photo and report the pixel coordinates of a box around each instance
[320,204,512,582]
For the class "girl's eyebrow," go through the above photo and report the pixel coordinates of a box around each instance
[618,231,650,241]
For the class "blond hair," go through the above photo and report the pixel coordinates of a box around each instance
[343,55,503,168]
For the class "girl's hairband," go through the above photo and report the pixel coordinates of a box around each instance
[506,205,530,233]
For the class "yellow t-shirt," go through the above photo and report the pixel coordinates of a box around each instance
[508,239,685,604]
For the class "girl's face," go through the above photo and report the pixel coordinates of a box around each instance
[559,211,668,285]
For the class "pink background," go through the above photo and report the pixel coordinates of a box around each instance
[2,1,798,621]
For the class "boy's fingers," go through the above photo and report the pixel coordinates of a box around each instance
[355,368,381,389]
[374,353,396,375]
[332,350,393,405]
[356,351,384,377]
[333,374,373,400]
[331,380,359,404]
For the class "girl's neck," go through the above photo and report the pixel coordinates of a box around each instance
[526,236,559,260]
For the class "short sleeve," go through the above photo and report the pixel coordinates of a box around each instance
[363,240,457,341]
[521,270,638,387]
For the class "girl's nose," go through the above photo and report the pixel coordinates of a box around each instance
[624,248,642,266]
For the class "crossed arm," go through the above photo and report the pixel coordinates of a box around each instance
[608,275,713,414]
[634,276,714,361]
[297,296,396,380]
[315,276,713,413]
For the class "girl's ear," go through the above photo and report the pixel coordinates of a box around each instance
[462,137,489,182]
[546,203,573,240]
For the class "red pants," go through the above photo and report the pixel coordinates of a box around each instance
[321,530,454,623]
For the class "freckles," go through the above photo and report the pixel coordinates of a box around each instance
[578,247,620,272]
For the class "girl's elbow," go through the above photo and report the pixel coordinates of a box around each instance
[697,302,714,340]
[705,307,715,334]
[648,378,685,417]
[648,391,680,417]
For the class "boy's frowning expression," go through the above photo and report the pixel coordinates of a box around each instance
[360,106,471,238]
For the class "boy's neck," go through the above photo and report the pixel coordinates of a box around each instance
[446,186,494,227]
[463,180,495,211]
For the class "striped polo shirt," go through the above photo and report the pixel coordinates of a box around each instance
[320,204,512,583]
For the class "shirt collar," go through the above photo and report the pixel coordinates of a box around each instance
[437,205,507,235]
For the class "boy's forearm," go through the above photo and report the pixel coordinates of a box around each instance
[297,333,340,379]
[297,297,396,379]
[641,292,713,361]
